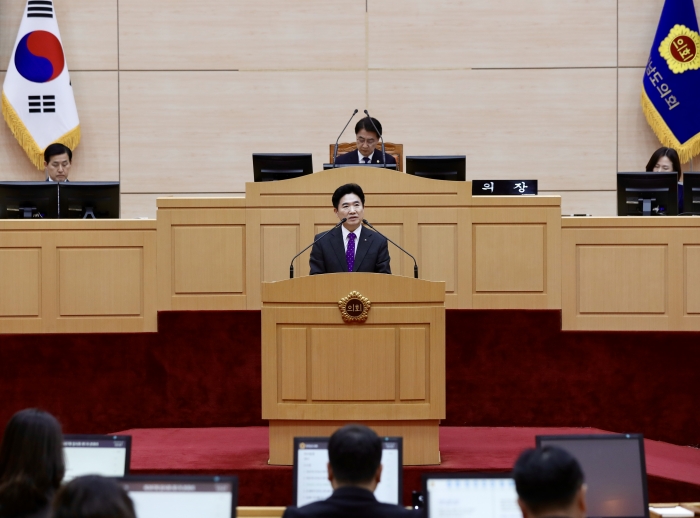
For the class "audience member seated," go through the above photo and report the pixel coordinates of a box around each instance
[0,409,64,518]
[513,446,587,518]
[334,117,397,167]
[646,146,683,212]
[282,424,417,518]
[44,144,72,183]
[52,476,135,518]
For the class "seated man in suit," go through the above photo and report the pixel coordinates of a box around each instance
[309,183,391,275]
[282,424,417,518]
[334,116,397,166]
[44,143,72,182]
[513,446,587,518]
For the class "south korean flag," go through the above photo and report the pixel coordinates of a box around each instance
[2,0,80,170]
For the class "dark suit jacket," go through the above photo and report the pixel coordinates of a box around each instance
[334,149,397,166]
[309,226,391,275]
[282,486,418,518]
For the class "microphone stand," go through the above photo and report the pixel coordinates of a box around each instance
[289,218,347,278]
[362,219,418,278]
[363,110,386,168]
[333,109,358,168]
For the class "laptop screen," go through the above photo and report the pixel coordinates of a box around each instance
[63,435,131,482]
[423,474,520,518]
[118,476,237,518]
[536,434,648,518]
[293,436,402,506]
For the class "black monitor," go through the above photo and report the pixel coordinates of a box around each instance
[682,172,700,215]
[118,475,237,518]
[59,182,120,219]
[0,182,58,218]
[63,434,131,482]
[422,473,519,518]
[253,153,314,182]
[617,172,678,216]
[405,156,466,181]
[536,434,649,518]
[293,436,402,506]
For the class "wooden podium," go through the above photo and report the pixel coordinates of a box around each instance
[262,273,445,465]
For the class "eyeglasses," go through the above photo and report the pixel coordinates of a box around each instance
[356,136,377,146]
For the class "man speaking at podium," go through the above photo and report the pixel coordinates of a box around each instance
[309,184,391,275]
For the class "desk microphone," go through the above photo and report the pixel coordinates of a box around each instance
[362,219,418,278]
[289,218,347,278]
[333,109,358,167]
[363,110,386,168]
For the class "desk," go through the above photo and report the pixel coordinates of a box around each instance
[0,220,157,333]
[562,217,700,330]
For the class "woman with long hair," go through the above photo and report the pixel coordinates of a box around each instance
[52,476,135,518]
[0,409,65,518]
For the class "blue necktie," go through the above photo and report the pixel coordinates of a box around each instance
[346,232,356,272]
[363,156,370,164]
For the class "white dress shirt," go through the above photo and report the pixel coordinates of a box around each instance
[341,224,362,257]
[357,150,374,163]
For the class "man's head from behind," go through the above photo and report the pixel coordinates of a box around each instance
[44,143,72,182]
[327,424,383,492]
[513,446,586,518]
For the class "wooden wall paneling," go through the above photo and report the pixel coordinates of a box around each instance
[618,68,664,173]
[119,0,365,71]
[237,508,285,518]
[0,231,43,331]
[544,191,617,216]
[0,0,118,72]
[120,72,365,194]
[0,72,119,182]
[368,69,617,190]
[399,327,427,401]
[368,0,617,69]
[279,327,308,402]
[156,198,247,311]
[618,0,666,67]
[470,200,561,309]
[121,194,244,220]
[680,228,700,329]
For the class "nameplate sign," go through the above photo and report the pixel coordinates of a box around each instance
[472,180,538,196]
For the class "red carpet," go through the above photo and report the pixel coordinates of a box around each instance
[115,426,700,506]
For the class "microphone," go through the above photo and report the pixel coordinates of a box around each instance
[333,109,358,168]
[363,110,386,168]
[362,219,418,278]
[290,218,347,278]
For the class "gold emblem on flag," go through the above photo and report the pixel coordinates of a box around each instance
[338,291,371,323]
[659,24,700,74]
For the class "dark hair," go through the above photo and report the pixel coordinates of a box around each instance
[52,476,136,518]
[332,183,365,209]
[0,409,65,515]
[645,147,681,174]
[328,424,382,485]
[44,143,72,164]
[354,117,383,138]
[513,446,584,515]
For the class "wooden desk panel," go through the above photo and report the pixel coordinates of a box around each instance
[562,217,700,331]
[159,169,561,311]
[0,220,157,333]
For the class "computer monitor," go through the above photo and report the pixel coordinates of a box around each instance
[293,436,402,506]
[617,172,678,216]
[117,475,237,518]
[253,153,314,182]
[682,172,700,215]
[63,434,131,482]
[59,182,120,219]
[536,434,649,518]
[405,156,466,181]
[422,473,520,518]
[0,182,58,218]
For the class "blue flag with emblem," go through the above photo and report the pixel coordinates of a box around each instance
[642,0,700,163]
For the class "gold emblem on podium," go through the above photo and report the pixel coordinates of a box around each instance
[338,291,371,323]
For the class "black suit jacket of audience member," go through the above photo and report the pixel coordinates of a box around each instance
[282,486,419,518]
[334,149,397,166]
[309,226,391,275]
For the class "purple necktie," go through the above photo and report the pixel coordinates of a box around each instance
[346,232,356,272]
